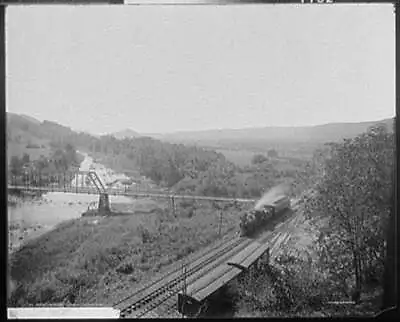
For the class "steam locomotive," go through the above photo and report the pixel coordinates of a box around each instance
[239,195,291,237]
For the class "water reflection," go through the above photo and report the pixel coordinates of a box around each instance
[8,192,133,226]
[8,152,136,252]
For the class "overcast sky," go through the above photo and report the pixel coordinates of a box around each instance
[6,4,395,135]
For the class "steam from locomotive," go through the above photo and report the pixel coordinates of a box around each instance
[240,185,291,237]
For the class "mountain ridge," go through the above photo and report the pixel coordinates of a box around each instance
[7,111,394,147]
[144,117,394,144]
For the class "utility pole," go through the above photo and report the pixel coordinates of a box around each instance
[181,262,187,318]
[171,196,176,217]
[29,170,32,189]
[218,210,223,237]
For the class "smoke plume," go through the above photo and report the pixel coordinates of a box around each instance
[254,183,290,210]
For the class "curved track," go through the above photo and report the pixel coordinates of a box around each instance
[143,230,285,319]
[113,234,237,307]
[116,236,254,318]
[115,209,297,318]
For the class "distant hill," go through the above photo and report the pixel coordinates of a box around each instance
[7,112,47,143]
[7,113,50,163]
[7,111,394,164]
[19,114,41,125]
[151,118,394,146]
[111,129,141,140]
[6,113,146,164]
[6,113,90,163]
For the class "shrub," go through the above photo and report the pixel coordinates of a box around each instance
[116,262,134,275]
[26,143,40,149]
[137,225,155,244]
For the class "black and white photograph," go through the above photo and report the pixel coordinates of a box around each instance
[5,2,396,319]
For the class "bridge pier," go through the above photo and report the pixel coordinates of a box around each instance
[98,193,111,214]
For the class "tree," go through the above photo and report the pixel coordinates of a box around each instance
[382,117,397,311]
[64,143,78,167]
[22,153,30,164]
[10,156,23,176]
[381,184,396,311]
[304,124,394,301]
[251,154,268,165]
[267,149,278,158]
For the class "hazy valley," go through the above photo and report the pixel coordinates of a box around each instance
[7,111,395,317]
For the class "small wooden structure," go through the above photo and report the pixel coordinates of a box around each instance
[177,243,271,317]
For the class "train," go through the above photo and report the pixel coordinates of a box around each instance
[239,195,291,237]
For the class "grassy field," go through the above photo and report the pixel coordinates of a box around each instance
[8,199,250,307]
[209,141,318,165]
[215,148,307,174]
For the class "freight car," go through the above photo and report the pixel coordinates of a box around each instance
[239,195,290,237]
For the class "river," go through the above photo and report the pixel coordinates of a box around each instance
[8,152,136,254]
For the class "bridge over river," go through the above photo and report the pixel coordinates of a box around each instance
[8,170,256,208]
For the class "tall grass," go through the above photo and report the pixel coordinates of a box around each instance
[8,200,247,307]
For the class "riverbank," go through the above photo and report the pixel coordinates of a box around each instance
[7,151,138,256]
[8,191,43,206]
[8,222,53,254]
[8,151,244,307]
[8,199,245,307]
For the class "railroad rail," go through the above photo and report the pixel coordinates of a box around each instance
[113,234,236,305]
[114,208,296,318]
[115,236,254,318]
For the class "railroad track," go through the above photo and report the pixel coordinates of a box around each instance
[112,233,237,307]
[117,229,287,319]
[115,208,297,319]
[146,230,286,319]
[117,236,254,318]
